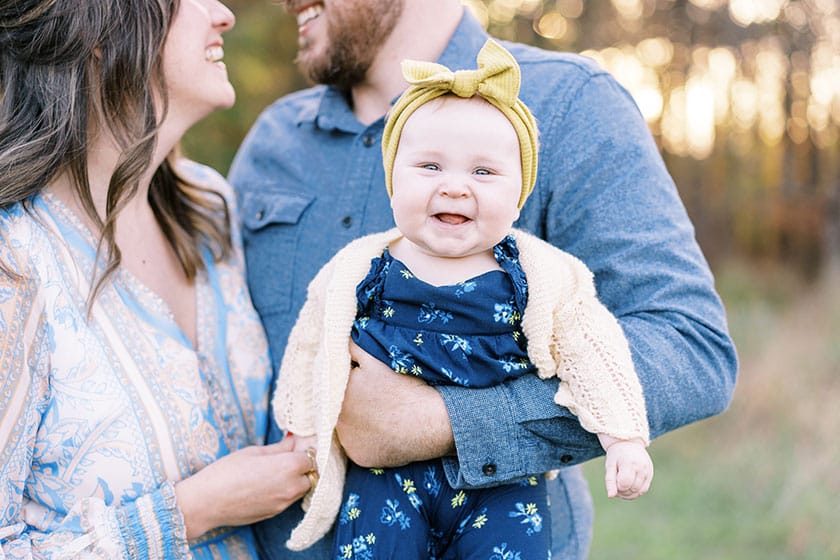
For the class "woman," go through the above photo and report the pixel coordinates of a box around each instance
[0,1,313,558]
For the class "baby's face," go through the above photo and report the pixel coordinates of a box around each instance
[390,96,522,260]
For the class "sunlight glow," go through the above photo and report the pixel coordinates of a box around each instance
[488,0,517,24]
[708,47,737,124]
[474,0,839,157]
[462,0,490,27]
[636,37,674,68]
[731,79,759,130]
[535,11,569,39]
[662,87,688,156]
[686,76,717,158]
[689,0,727,9]
[636,87,665,123]
[729,0,785,26]
[611,0,644,20]
[556,0,584,19]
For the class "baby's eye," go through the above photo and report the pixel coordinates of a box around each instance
[421,163,440,171]
[474,168,493,176]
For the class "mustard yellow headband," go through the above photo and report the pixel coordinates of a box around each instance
[382,38,539,209]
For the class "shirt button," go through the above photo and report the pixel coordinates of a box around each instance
[255,209,264,220]
[362,134,375,147]
[341,216,353,228]
[560,454,573,464]
[482,463,497,476]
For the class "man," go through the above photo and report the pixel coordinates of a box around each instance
[228,1,738,558]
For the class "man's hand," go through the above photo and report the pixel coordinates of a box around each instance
[336,341,456,468]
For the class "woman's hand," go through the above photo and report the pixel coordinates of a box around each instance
[174,436,313,540]
[289,434,317,455]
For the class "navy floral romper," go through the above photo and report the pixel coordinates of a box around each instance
[334,236,552,560]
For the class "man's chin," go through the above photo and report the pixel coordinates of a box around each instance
[294,50,323,82]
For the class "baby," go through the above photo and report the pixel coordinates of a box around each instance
[274,39,653,559]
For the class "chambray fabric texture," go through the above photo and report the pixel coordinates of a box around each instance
[0,162,272,560]
[228,10,737,560]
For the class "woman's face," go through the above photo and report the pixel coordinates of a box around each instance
[161,0,236,126]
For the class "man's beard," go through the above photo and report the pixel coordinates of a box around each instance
[296,0,404,91]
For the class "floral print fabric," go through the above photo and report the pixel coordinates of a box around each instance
[0,163,271,559]
[336,460,549,559]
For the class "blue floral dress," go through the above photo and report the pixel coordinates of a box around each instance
[0,163,271,559]
[335,237,551,560]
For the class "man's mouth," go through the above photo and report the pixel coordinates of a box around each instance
[435,213,470,226]
[296,2,323,27]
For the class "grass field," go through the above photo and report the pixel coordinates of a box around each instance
[583,262,840,559]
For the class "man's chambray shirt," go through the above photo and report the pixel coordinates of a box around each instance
[228,11,737,560]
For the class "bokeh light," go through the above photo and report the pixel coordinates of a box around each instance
[467,0,840,160]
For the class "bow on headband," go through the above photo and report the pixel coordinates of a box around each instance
[401,40,522,106]
[381,38,539,209]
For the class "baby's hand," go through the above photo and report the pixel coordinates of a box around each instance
[602,438,653,500]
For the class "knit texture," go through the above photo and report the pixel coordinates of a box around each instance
[382,38,539,208]
[272,228,649,551]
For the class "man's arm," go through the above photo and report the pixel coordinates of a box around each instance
[337,362,601,486]
[337,342,455,467]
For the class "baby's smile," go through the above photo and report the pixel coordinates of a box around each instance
[434,213,470,225]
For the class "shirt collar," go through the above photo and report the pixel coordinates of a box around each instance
[293,86,366,133]
[293,89,321,126]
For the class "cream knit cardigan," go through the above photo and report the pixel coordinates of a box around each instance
[273,227,649,551]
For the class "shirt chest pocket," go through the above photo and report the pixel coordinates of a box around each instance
[240,189,315,315]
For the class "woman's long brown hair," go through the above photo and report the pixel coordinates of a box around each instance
[0,0,231,303]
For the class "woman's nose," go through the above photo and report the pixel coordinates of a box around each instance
[212,1,236,31]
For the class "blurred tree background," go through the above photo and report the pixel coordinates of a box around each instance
[184,2,840,556]
[185,0,840,282]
